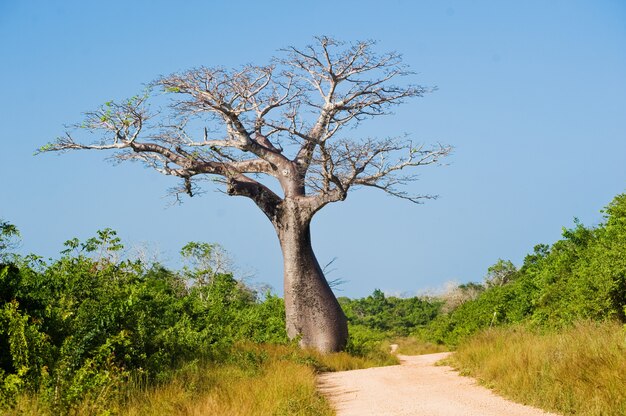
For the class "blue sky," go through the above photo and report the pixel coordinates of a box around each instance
[1,0,625,297]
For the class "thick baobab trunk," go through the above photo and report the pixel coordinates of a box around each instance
[276,207,348,353]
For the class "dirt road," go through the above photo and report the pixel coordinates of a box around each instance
[317,352,559,416]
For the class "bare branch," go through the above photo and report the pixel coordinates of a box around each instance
[279,37,430,178]
[156,66,296,170]
[306,138,452,211]
[41,37,450,219]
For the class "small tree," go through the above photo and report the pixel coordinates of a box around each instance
[484,259,517,288]
[180,241,233,286]
[441,282,484,313]
[0,220,20,261]
[41,37,451,352]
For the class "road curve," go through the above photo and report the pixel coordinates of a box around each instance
[317,352,560,416]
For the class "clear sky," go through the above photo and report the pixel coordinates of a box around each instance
[1,0,625,298]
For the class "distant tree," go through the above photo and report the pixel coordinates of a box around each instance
[484,259,517,288]
[521,244,550,269]
[180,241,233,286]
[41,37,451,352]
[0,220,20,261]
[441,282,484,313]
[340,289,442,335]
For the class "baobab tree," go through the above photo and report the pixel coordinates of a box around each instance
[41,37,451,352]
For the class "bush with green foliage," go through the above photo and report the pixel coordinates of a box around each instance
[425,193,626,346]
[0,226,288,413]
[338,289,443,359]
[3,191,624,413]
[339,289,442,337]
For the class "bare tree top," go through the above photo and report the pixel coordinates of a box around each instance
[41,37,451,223]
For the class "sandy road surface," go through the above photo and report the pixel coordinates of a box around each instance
[317,352,560,416]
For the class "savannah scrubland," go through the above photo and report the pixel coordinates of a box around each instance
[1,193,625,415]
[427,193,626,415]
[0,228,395,415]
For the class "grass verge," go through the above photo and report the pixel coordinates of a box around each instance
[392,336,448,356]
[7,342,395,416]
[447,321,626,416]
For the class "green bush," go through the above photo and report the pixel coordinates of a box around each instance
[424,193,626,346]
[339,289,442,336]
[0,227,287,414]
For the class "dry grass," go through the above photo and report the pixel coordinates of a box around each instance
[393,337,449,356]
[121,359,332,416]
[121,343,392,416]
[6,396,45,416]
[448,321,626,416]
[6,342,395,416]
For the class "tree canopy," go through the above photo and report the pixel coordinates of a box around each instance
[41,37,451,216]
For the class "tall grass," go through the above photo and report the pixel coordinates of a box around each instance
[448,321,626,416]
[122,342,393,415]
[6,342,394,416]
[121,359,331,416]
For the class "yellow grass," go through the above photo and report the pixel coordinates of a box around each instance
[121,359,332,416]
[121,343,392,416]
[6,395,45,416]
[393,336,449,356]
[7,342,395,415]
[448,321,626,416]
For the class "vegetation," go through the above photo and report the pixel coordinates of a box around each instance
[422,193,626,346]
[2,192,625,415]
[447,322,626,416]
[0,225,398,415]
[338,289,446,356]
[415,192,626,415]
[6,342,388,416]
[318,189,626,416]
[0,229,286,413]
[315,191,626,414]
[340,289,442,336]
[391,337,448,356]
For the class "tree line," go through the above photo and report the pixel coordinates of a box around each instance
[337,193,626,346]
[2,192,624,413]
